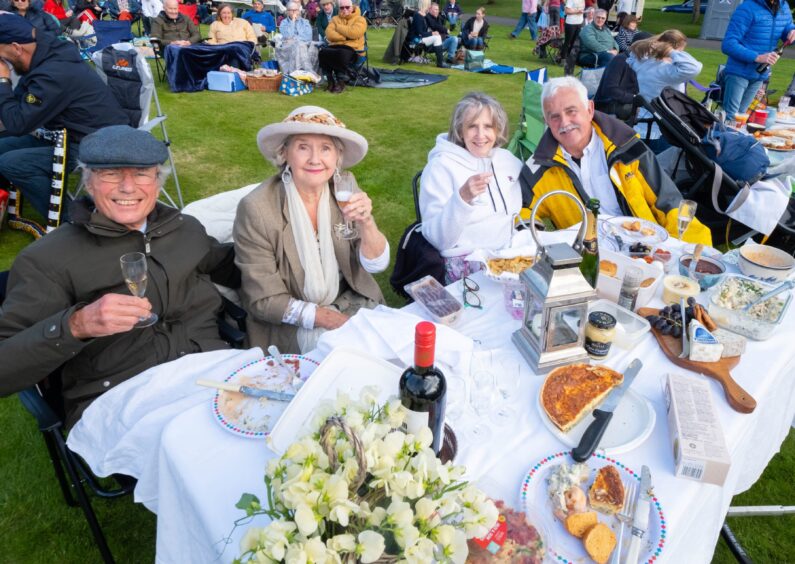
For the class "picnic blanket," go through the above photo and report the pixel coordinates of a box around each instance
[165,41,255,93]
[450,59,528,74]
[368,68,447,88]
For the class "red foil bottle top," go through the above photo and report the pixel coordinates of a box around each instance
[414,321,436,368]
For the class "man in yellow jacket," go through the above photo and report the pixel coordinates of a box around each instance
[520,76,712,245]
[318,0,367,93]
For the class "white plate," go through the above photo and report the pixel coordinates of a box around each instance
[519,452,667,564]
[599,216,669,245]
[535,383,655,455]
[267,347,404,454]
[212,354,319,439]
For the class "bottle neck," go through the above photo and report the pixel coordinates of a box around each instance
[415,345,435,372]
[584,209,598,239]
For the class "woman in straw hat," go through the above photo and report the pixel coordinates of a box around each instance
[234,106,387,353]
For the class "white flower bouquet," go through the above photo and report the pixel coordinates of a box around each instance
[234,386,498,564]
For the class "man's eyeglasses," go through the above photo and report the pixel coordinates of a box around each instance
[462,276,482,309]
[96,169,158,185]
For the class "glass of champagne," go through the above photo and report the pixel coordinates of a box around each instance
[677,199,697,252]
[120,252,158,328]
[471,157,492,206]
[333,172,360,240]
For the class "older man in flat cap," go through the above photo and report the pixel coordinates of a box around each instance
[0,126,239,428]
[0,13,128,224]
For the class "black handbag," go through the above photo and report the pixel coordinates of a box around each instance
[389,222,445,300]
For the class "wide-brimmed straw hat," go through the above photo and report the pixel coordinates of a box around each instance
[257,106,368,169]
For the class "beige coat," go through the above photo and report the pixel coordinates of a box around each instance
[233,176,384,353]
[207,18,257,44]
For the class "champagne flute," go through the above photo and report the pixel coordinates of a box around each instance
[471,157,492,206]
[120,252,158,328]
[677,199,697,253]
[491,359,520,425]
[333,171,360,240]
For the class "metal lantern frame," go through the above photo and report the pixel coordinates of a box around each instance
[512,191,598,374]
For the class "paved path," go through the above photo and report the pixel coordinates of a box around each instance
[471,14,795,59]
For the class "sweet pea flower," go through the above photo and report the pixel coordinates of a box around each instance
[386,499,414,529]
[433,525,469,563]
[402,537,435,562]
[326,533,356,553]
[357,530,386,563]
[394,524,420,549]
[295,503,319,536]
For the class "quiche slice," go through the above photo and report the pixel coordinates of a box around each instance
[588,465,625,515]
[540,364,623,433]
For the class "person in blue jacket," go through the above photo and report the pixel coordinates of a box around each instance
[242,0,276,34]
[0,14,128,223]
[3,0,60,36]
[721,0,795,119]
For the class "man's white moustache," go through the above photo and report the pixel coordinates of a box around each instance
[558,125,580,134]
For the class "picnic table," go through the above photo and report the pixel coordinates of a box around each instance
[65,228,795,564]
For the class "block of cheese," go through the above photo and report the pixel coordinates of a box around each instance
[688,319,724,363]
[712,328,747,358]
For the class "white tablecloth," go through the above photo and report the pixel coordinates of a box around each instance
[72,237,795,564]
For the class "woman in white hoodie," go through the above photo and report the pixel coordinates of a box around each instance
[420,92,523,282]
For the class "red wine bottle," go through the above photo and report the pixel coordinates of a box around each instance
[399,321,447,455]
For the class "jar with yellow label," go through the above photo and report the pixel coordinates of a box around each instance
[584,311,617,359]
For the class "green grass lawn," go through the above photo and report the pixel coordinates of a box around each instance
[1,12,794,563]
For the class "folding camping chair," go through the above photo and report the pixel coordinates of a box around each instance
[77,20,134,58]
[89,43,184,208]
[507,69,548,162]
[578,65,605,100]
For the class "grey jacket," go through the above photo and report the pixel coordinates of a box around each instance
[233,176,384,354]
[0,200,238,427]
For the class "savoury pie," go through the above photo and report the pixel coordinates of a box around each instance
[588,465,625,515]
[540,364,624,433]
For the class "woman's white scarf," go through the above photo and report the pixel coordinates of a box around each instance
[285,177,340,352]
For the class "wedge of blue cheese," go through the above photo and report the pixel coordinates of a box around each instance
[712,328,747,358]
[688,319,724,363]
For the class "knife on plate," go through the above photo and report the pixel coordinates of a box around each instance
[571,359,642,462]
[626,465,653,564]
[196,379,296,402]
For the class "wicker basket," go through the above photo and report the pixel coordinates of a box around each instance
[247,73,282,92]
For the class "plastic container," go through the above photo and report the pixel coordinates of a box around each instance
[597,249,664,308]
[404,275,462,326]
[588,298,651,349]
[503,280,526,320]
[707,274,793,340]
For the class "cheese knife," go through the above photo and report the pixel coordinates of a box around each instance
[626,465,653,564]
[196,379,296,402]
[571,359,642,462]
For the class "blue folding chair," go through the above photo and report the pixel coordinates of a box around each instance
[77,20,133,59]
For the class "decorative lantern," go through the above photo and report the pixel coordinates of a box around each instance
[512,191,597,374]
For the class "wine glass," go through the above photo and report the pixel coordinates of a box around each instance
[491,359,520,425]
[677,199,697,242]
[469,369,495,439]
[471,157,492,206]
[333,171,360,240]
[120,252,158,328]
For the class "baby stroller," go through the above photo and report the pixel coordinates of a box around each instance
[638,87,795,253]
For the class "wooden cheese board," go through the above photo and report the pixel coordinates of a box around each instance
[637,307,756,413]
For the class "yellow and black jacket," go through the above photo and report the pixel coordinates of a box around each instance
[519,112,712,245]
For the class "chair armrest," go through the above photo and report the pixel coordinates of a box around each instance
[18,387,62,432]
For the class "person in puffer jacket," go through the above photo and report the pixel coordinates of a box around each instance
[721,0,795,119]
[419,92,523,271]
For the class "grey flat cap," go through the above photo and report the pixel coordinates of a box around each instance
[79,125,169,169]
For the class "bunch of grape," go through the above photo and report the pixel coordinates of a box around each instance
[645,297,697,339]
